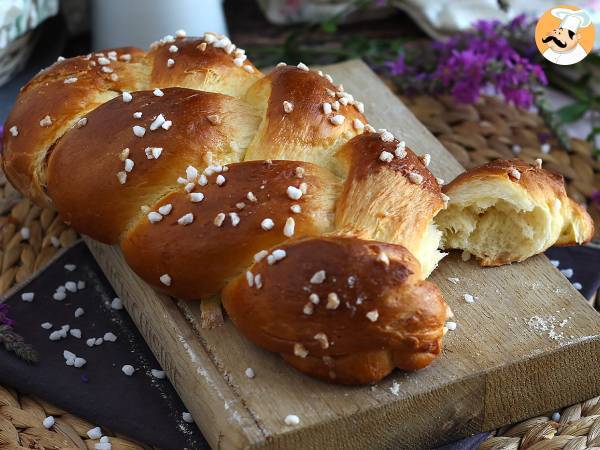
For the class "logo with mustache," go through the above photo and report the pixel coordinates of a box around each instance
[535,6,594,66]
[541,35,567,48]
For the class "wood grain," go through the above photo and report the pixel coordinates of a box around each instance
[84,60,600,450]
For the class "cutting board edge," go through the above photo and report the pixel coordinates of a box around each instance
[481,334,600,430]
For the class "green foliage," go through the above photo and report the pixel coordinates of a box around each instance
[557,101,589,124]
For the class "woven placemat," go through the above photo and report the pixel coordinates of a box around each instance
[0,93,598,449]
[0,385,151,449]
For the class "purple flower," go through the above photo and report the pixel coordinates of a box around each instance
[384,54,406,76]
[0,304,15,327]
[382,14,546,108]
[592,190,600,206]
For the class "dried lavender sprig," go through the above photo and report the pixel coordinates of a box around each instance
[0,324,39,364]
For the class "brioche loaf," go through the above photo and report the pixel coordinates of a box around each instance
[435,159,594,266]
[3,31,592,384]
[3,32,450,383]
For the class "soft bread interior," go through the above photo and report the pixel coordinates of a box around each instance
[414,222,447,278]
[435,179,562,266]
[556,198,595,245]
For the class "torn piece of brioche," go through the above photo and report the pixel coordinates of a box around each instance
[435,159,594,266]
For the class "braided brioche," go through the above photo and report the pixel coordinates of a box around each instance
[2,31,591,384]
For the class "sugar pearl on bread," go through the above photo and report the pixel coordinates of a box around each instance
[261,218,274,230]
[214,213,226,227]
[283,101,294,113]
[294,343,309,358]
[310,270,326,284]
[314,333,329,349]
[408,172,423,185]
[286,186,302,200]
[366,310,379,322]
[330,114,345,126]
[326,292,340,309]
[379,151,393,163]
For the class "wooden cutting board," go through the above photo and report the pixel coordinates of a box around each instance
[84,60,600,450]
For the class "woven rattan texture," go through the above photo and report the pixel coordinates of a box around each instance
[0,385,150,449]
[480,397,600,450]
[0,93,598,449]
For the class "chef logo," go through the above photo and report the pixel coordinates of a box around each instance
[535,5,595,66]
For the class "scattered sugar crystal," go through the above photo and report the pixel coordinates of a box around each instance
[74,357,86,368]
[463,294,475,303]
[111,297,123,310]
[43,416,55,429]
[560,268,573,278]
[70,329,82,339]
[103,332,117,342]
[87,427,102,439]
[151,369,166,379]
[122,365,135,376]
[49,331,63,341]
[284,414,300,426]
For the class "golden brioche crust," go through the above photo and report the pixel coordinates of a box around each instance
[222,236,447,384]
[47,87,261,244]
[2,36,262,207]
[148,35,262,97]
[122,160,341,298]
[243,65,365,174]
[2,47,147,205]
[334,132,445,276]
